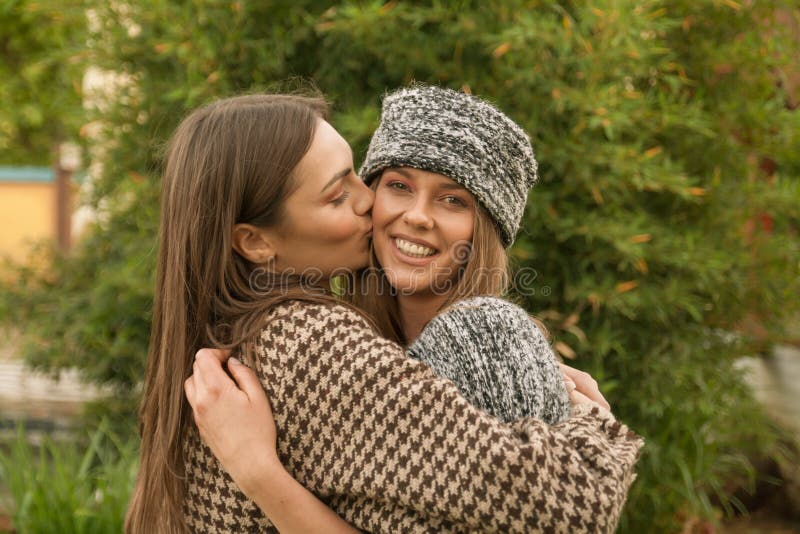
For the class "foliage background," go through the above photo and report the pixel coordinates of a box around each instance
[1,0,799,532]
[0,0,84,164]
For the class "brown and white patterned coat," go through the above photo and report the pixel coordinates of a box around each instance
[184,301,643,533]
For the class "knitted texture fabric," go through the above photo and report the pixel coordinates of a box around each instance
[183,301,643,533]
[407,296,570,425]
[358,85,538,246]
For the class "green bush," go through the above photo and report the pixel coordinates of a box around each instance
[1,1,798,531]
[0,423,137,534]
[0,0,84,164]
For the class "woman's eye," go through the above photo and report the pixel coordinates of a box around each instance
[387,181,409,192]
[331,190,350,206]
[443,195,467,207]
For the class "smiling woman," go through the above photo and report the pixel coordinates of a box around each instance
[372,167,475,298]
[349,86,574,423]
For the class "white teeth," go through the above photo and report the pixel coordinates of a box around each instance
[395,238,436,258]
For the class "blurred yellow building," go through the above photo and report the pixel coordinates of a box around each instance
[0,166,72,264]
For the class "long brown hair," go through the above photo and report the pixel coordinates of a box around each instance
[125,94,345,533]
[347,180,514,346]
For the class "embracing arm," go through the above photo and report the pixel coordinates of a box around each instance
[187,302,642,532]
[187,349,612,533]
[185,354,359,534]
[245,303,642,533]
[186,354,610,533]
[247,465,359,534]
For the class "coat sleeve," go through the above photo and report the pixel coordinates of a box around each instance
[407,296,571,425]
[255,303,643,534]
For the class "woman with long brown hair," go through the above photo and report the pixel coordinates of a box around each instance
[127,90,641,533]
[125,93,376,533]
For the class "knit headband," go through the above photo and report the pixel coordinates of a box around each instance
[359,85,538,246]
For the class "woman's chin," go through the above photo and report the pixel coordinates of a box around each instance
[383,271,431,296]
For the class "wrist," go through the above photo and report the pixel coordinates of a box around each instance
[236,451,284,498]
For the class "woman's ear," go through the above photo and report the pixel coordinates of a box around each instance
[231,224,277,264]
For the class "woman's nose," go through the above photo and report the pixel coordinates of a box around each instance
[402,200,434,230]
[352,178,374,216]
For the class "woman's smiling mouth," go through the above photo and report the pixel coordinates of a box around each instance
[394,237,437,257]
[390,236,440,263]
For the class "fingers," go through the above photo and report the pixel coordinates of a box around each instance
[193,349,227,383]
[190,350,242,415]
[559,364,611,411]
[584,387,610,411]
[184,375,196,405]
[195,348,231,365]
[569,389,598,408]
[560,363,594,385]
[227,358,269,408]
[563,376,577,394]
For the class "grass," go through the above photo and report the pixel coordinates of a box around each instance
[0,421,137,534]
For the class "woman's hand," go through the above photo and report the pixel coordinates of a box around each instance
[185,348,360,533]
[559,363,611,411]
[184,348,280,495]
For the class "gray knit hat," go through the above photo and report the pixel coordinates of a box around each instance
[359,85,538,246]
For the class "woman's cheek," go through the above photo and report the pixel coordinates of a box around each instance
[326,212,360,242]
[371,193,393,223]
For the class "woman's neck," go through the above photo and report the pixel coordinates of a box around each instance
[397,291,452,344]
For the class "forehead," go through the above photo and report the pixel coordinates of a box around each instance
[304,120,351,168]
[311,119,350,153]
[292,120,352,191]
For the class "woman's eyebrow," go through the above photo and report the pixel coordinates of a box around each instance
[386,168,465,191]
[439,182,467,190]
[320,167,352,193]
[388,167,413,179]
